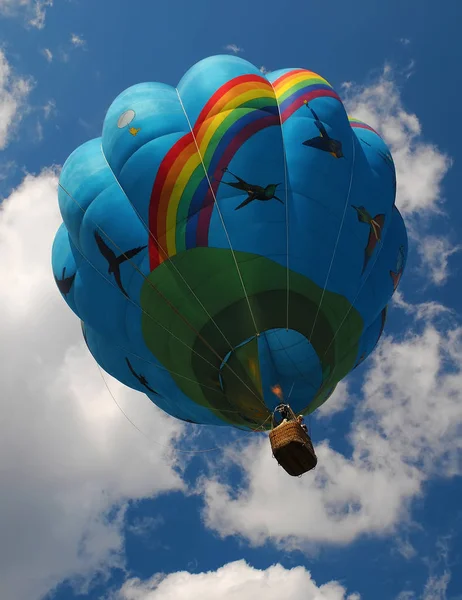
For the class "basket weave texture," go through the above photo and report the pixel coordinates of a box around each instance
[269,421,317,476]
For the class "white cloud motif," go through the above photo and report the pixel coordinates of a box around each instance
[0,171,186,600]
[118,560,361,600]
[0,0,53,28]
[0,49,33,150]
[343,67,451,216]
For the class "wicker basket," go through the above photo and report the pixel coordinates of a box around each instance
[269,420,317,476]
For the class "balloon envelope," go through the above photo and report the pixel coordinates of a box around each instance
[52,55,407,429]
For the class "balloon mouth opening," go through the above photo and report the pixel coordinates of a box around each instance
[218,328,323,413]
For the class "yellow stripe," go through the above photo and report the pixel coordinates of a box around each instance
[197,111,230,155]
[165,88,276,254]
[196,87,275,148]
[165,152,202,254]
[195,82,272,139]
[198,89,274,154]
[274,72,329,99]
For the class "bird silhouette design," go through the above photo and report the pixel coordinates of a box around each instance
[379,306,388,338]
[94,230,146,297]
[303,102,344,158]
[125,357,159,395]
[217,168,283,210]
[55,267,76,296]
[359,138,396,192]
[378,149,394,171]
[378,149,397,192]
[352,205,385,273]
[354,352,367,369]
[390,245,405,290]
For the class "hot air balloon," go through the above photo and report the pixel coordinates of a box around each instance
[51,55,407,476]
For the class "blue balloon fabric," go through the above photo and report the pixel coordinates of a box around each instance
[52,55,407,430]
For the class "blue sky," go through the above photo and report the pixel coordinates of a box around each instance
[0,1,461,599]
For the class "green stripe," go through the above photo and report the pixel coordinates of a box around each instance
[278,77,327,103]
[174,101,275,253]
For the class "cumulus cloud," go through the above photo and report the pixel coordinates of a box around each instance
[392,291,453,322]
[200,302,462,549]
[0,171,186,600]
[417,235,461,286]
[343,67,458,286]
[343,67,451,216]
[118,560,360,600]
[0,49,33,150]
[0,0,53,28]
[315,380,354,418]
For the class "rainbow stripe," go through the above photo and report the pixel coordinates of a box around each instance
[148,70,342,269]
[349,117,381,137]
[271,69,341,123]
[148,74,279,267]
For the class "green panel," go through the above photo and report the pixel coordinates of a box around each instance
[141,247,364,428]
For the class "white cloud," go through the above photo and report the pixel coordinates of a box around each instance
[0,0,28,16]
[395,537,418,560]
[392,291,453,322]
[316,380,354,418]
[127,515,164,538]
[35,118,43,141]
[343,67,451,216]
[28,0,52,28]
[403,58,416,80]
[0,159,16,182]
[224,44,244,54]
[42,97,56,119]
[419,572,450,600]
[42,47,53,62]
[0,0,53,28]
[118,560,360,600]
[400,38,411,45]
[71,33,86,47]
[397,537,452,599]
[0,171,186,600]
[343,67,458,285]
[200,302,462,550]
[417,235,461,286]
[0,49,33,150]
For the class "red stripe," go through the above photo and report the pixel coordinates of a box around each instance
[271,69,307,88]
[351,122,380,136]
[193,74,273,134]
[148,133,194,268]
